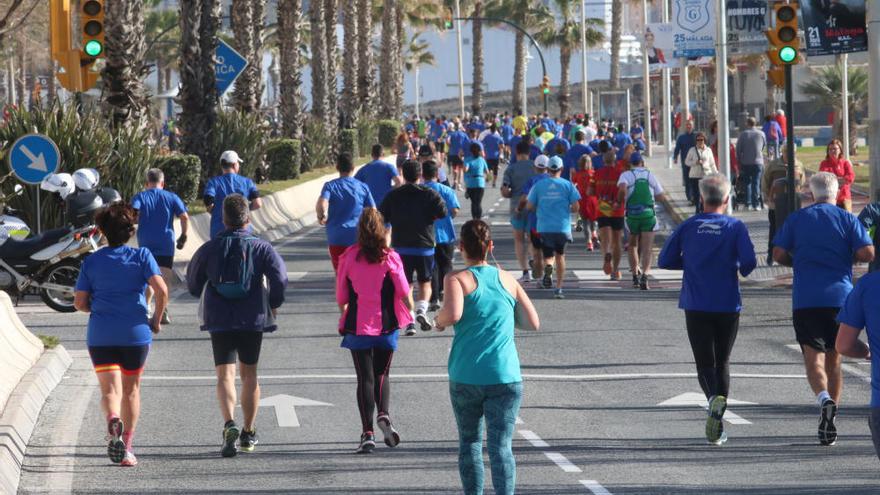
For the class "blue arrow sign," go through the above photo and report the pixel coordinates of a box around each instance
[9,134,60,185]
[215,39,249,96]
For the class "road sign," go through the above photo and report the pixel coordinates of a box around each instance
[9,134,61,185]
[258,394,332,427]
[657,392,755,425]
[215,39,248,96]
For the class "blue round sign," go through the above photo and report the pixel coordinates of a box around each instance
[9,134,60,185]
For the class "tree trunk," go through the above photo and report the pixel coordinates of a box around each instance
[156,57,165,94]
[102,0,149,130]
[15,33,24,108]
[378,0,398,119]
[393,1,404,118]
[764,75,776,117]
[558,45,571,117]
[278,0,303,139]
[341,6,359,128]
[251,0,266,108]
[609,0,622,89]
[231,0,254,111]
[471,1,483,116]
[324,0,338,130]
[707,65,717,126]
[309,0,328,120]
[356,0,375,119]
[512,30,525,115]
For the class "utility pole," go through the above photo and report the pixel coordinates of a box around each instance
[715,0,731,213]
[581,0,589,116]
[662,0,672,168]
[869,0,880,201]
[454,0,465,117]
[679,61,689,135]
[840,53,850,161]
[642,0,652,156]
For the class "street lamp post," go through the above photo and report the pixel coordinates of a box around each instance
[581,0,589,116]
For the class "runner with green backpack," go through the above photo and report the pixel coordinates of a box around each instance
[617,152,666,290]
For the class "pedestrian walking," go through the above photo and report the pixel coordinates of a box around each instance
[501,141,537,281]
[762,115,783,159]
[516,156,551,285]
[204,150,262,239]
[355,144,401,205]
[618,152,666,290]
[335,209,414,454]
[685,133,718,214]
[658,174,757,445]
[772,172,874,446]
[595,151,626,280]
[762,154,805,265]
[74,203,169,467]
[464,143,489,220]
[571,155,599,251]
[131,168,188,324]
[317,153,376,271]
[435,220,540,495]
[819,139,855,212]
[673,121,696,203]
[187,194,288,457]
[735,117,767,211]
[378,160,448,336]
[423,160,461,311]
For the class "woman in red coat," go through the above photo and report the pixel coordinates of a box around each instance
[819,139,855,211]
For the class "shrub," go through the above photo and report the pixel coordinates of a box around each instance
[339,129,358,158]
[377,119,400,148]
[301,117,333,172]
[104,126,158,202]
[265,139,301,181]
[156,154,201,204]
[208,110,267,182]
[356,117,377,156]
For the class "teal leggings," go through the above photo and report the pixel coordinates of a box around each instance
[449,381,523,495]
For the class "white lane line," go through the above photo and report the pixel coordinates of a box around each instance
[287,271,308,281]
[580,480,613,495]
[491,221,508,226]
[141,372,807,381]
[518,430,550,448]
[545,452,582,473]
[488,208,496,213]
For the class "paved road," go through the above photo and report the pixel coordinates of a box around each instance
[15,179,880,494]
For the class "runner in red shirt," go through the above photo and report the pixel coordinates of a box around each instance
[592,151,626,280]
[571,155,599,251]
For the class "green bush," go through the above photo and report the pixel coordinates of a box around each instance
[265,139,301,181]
[156,154,201,204]
[104,126,158,202]
[339,129,358,158]
[301,117,333,172]
[208,110,267,183]
[356,117,377,156]
[377,120,400,148]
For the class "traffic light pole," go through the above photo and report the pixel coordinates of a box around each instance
[785,64,796,214]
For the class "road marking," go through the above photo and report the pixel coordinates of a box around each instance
[785,344,871,384]
[518,429,550,448]
[257,394,333,427]
[516,416,524,424]
[142,372,807,381]
[488,208,496,213]
[287,271,308,281]
[657,392,754,425]
[580,480,613,495]
[545,452,582,473]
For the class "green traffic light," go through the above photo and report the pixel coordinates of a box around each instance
[543,88,550,95]
[84,40,103,57]
[779,46,797,63]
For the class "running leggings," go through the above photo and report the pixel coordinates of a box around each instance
[685,311,740,399]
[467,187,485,220]
[351,348,394,433]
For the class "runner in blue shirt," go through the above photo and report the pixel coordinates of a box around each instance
[773,171,874,446]
[355,144,401,205]
[658,174,756,446]
[464,143,489,220]
[317,153,376,271]
[466,128,484,158]
[131,168,189,324]
[545,136,570,158]
[422,161,460,311]
[447,125,469,190]
[481,124,504,187]
[563,131,593,180]
[204,150,262,239]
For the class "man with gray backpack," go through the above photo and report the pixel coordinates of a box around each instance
[187,194,288,458]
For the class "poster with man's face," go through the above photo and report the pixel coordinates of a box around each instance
[801,0,867,55]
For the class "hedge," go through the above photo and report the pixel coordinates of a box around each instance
[156,154,201,205]
[339,129,358,158]
[377,120,400,148]
[265,139,302,181]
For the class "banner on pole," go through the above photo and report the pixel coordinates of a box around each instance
[800,0,867,56]
[725,0,768,55]
[646,23,683,71]
[671,0,716,58]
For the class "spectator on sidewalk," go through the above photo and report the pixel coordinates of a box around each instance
[775,109,788,148]
[762,115,783,160]
[735,117,767,211]
[673,121,697,204]
[763,154,805,266]
[685,132,718,214]
[819,139,855,212]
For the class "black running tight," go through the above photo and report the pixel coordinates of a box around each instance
[467,187,485,219]
[351,348,394,433]
[685,311,740,399]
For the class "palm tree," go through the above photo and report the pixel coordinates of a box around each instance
[277,0,304,139]
[403,32,436,115]
[378,0,400,118]
[609,0,623,89]
[800,65,868,155]
[145,1,179,95]
[231,0,265,112]
[309,0,329,121]
[324,0,339,127]
[356,0,375,119]
[101,0,149,130]
[341,7,359,128]
[471,0,483,115]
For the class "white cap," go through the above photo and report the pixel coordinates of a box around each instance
[220,150,243,165]
[534,155,549,169]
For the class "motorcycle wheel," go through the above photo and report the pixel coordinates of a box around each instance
[39,259,80,313]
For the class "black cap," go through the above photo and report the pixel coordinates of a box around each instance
[418,144,433,157]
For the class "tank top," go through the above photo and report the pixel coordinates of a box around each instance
[448,265,522,385]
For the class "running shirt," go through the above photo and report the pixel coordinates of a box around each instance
[464,156,489,189]
[563,143,593,180]
[429,120,445,142]
[501,124,515,144]
[512,115,528,136]
[131,188,187,257]
[320,177,376,246]
[544,137,571,157]
[354,159,398,205]
[571,169,598,221]
[378,184,447,250]
[467,138,484,158]
[594,165,625,218]
[448,130,469,157]
[424,181,460,244]
[76,246,161,347]
[204,173,259,239]
[837,272,880,407]
[482,133,504,160]
[526,177,581,234]
[502,160,536,214]
[618,168,663,218]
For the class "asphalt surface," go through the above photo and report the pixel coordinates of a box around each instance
[15,174,880,494]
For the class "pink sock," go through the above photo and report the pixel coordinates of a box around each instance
[122,430,134,450]
[107,413,119,422]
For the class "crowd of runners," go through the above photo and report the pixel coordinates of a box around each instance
[65,109,880,495]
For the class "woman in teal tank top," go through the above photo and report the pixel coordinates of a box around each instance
[436,220,540,495]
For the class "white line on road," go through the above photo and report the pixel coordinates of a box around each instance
[785,344,871,384]
[141,372,807,381]
[545,452,582,473]
[518,430,550,448]
[580,480,613,495]
[286,271,308,281]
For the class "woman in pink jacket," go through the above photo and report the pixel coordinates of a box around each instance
[819,139,855,211]
[336,208,414,454]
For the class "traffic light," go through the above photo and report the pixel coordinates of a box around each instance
[766,1,799,68]
[81,0,105,59]
[540,75,551,95]
[50,0,103,91]
[443,8,454,30]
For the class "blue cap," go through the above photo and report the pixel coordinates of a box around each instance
[630,152,643,165]
[548,156,564,170]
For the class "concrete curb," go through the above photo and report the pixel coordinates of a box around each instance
[0,346,72,495]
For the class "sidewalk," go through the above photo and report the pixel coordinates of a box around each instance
[645,148,870,287]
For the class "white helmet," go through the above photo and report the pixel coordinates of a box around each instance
[73,168,100,191]
[40,173,75,200]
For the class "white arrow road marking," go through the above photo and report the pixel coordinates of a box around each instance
[254,394,332,427]
[286,271,308,281]
[657,392,755,425]
[20,145,47,171]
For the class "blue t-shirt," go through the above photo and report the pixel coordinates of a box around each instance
[773,203,872,310]
[464,157,489,189]
[429,121,445,141]
[614,133,634,158]
[466,138,484,158]
[545,137,571,157]
[501,124,515,144]
[658,213,757,313]
[448,130,469,156]
[467,121,486,133]
[563,143,593,180]
[424,181,460,244]
[320,177,375,246]
[75,246,161,347]
[482,133,504,159]
[131,188,187,257]
[354,159,398,205]
[204,173,259,239]
[526,176,581,234]
[521,174,548,231]
[837,272,880,407]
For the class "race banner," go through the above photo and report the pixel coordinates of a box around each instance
[645,23,684,71]
[671,0,716,58]
[800,0,867,56]
[725,0,768,55]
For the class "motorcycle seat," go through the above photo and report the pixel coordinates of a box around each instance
[0,228,71,259]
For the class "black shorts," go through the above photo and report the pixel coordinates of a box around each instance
[210,331,264,366]
[435,141,446,153]
[540,232,571,258]
[597,217,625,231]
[529,231,543,249]
[401,253,435,283]
[486,158,500,174]
[153,255,174,269]
[89,345,150,375]
[448,155,464,168]
[792,307,840,352]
